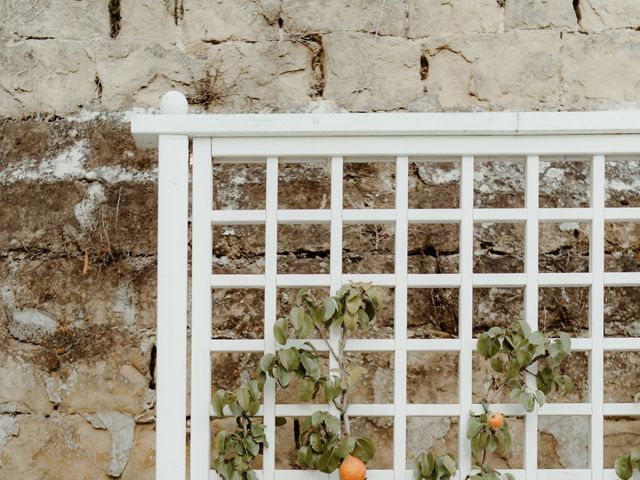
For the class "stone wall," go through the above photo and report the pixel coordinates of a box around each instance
[1,0,640,478]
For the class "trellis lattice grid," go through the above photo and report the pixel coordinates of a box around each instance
[132,109,640,480]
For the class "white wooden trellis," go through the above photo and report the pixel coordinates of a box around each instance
[132,92,640,480]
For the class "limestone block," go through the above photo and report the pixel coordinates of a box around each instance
[96,42,205,110]
[181,0,280,44]
[86,411,135,477]
[118,0,177,43]
[407,0,503,37]
[579,0,640,32]
[423,31,562,110]
[0,0,109,41]
[0,352,52,415]
[201,40,315,112]
[562,32,640,109]
[0,40,97,115]
[0,413,111,478]
[505,0,578,30]
[281,0,407,36]
[323,32,422,111]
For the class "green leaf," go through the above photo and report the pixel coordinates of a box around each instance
[300,352,321,381]
[290,306,305,332]
[298,377,315,402]
[490,356,504,373]
[467,417,484,439]
[419,451,434,476]
[297,445,312,468]
[559,331,571,353]
[212,389,226,417]
[478,334,499,359]
[318,437,351,473]
[528,331,546,346]
[275,416,287,427]
[274,366,292,388]
[216,431,228,454]
[278,347,300,371]
[324,297,337,320]
[274,317,288,345]
[487,326,504,338]
[236,387,251,412]
[439,454,457,475]
[352,437,376,463]
[519,391,535,412]
[243,437,259,456]
[344,311,358,331]
[534,389,546,406]
[615,454,633,480]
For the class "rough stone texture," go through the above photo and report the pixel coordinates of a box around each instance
[1,0,640,476]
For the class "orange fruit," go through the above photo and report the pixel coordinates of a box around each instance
[487,412,504,430]
[339,455,367,480]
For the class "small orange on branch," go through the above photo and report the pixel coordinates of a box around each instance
[487,412,504,430]
[339,455,367,480]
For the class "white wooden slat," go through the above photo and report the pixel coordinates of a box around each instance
[473,273,527,287]
[156,135,189,480]
[191,138,213,479]
[208,135,640,157]
[394,157,409,479]
[263,157,278,480]
[342,273,396,286]
[590,155,605,479]
[538,208,593,221]
[604,207,640,221]
[278,209,331,224]
[525,156,540,479]
[603,338,640,351]
[406,404,461,416]
[459,155,474,477]
[407,273,461,288]
[603,403,640,415]
[604,272,640,286]
[133,111,640,147]
[408,208,462,223]
[211,209,266,224]
[538,273,593,286]
[474,208,527,222]
[329,156,343,480]
[342,208,396,224]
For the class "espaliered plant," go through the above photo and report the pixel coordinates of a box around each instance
[414,321,573,480]
[212,282,381,480]
[615,393,640,479]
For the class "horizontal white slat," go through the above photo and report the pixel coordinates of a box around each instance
[406,404,460,416]
[408,209,461,223]
[276,274,331,287]
[208,135,640,157]
[406,339,461,351]
[603,403,640,416]
[604,272,640,286]
[538,273,593,286]
[278,209,331,224]
[474,209,527,222]
[212,210,265,224]
[342,274,396,286]
[211,207,640,225]
[538,208,593,221]
[407,274,461,288]
[604,337,640,351]
[473,273,527,287]
[605,207,640,221]
[211,274,266,288]
[343,209,396,224]
[210,337,593,353]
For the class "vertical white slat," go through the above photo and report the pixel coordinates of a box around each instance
[191,138,213,479]
[264,157,279,480]
[590,155,605,479]
[329,156,343,480]
[524,156,539,478]
[459,156,474,477]
[394,157,409,479]
[157,135,189,480]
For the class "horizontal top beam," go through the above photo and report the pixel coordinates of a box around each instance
[131,110,640,148]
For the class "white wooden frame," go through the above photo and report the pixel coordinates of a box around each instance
[132,93,640,480]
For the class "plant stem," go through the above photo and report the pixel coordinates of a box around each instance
[339,325,350,436]
[316,327,341,364]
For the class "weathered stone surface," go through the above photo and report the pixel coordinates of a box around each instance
[562,32,640,109]
[86,411,136,477]
[118,0,177,44]
[182,0,280,44]
[323,32,422,111]
[0,40,96,116]
[423,31,562,110]
[281,0,407,36]
[0,352,53,415]
[407,0,503,37]
[0,0,110,41]
[96,42,205,111]
[579,0,640,32]
[504,0,578,30]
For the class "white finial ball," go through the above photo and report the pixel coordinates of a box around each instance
[160,91,188,114]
